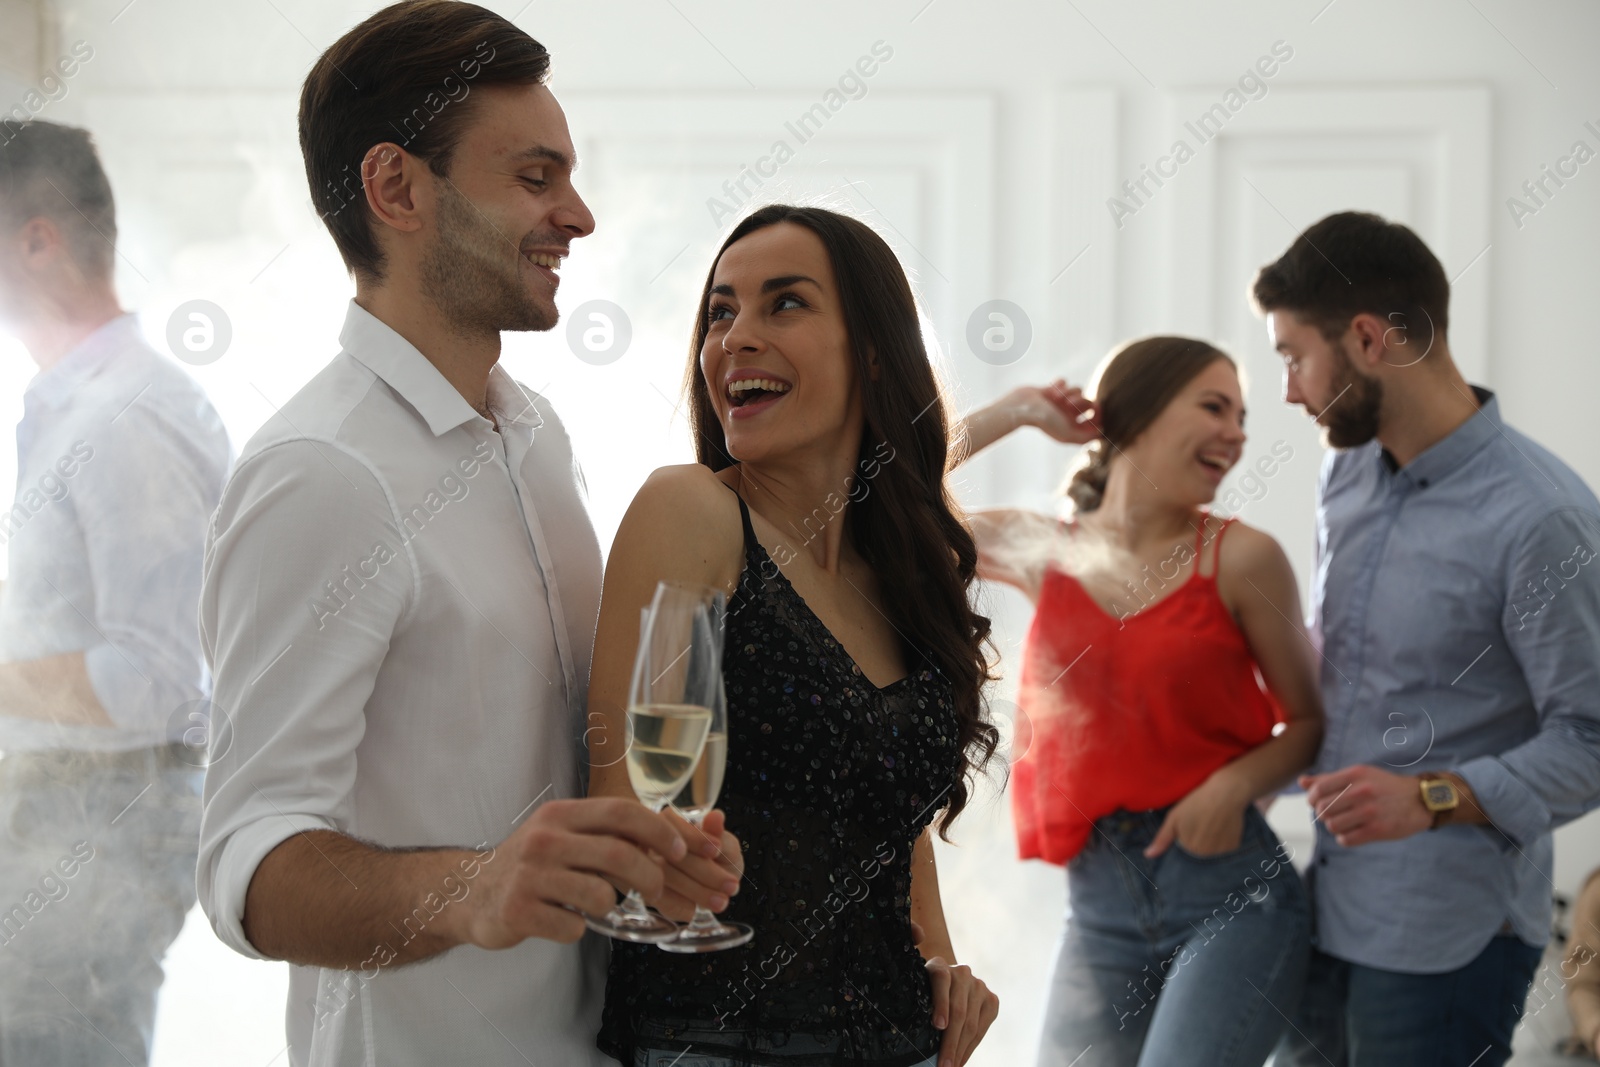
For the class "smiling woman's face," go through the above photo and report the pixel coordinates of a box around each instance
[1118,358,1248,506]
[699,222,863,466]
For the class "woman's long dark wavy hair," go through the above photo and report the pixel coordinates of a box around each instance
[684,204,998,838]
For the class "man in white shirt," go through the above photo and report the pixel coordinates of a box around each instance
[0,120,231,1064]
[196,4,740,1065]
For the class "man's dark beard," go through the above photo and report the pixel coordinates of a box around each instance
[421,177,555,336]
[1318,343,1383,448]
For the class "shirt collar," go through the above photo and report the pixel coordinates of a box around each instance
[1379,385,1499,488]
[25,313,140,410]
[486,362,545,432]
[338,299,544,437]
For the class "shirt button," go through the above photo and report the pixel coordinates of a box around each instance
[1319,855,1330,865]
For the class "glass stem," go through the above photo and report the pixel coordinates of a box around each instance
[681,810,722,931]
[618,889,654,919]
[683,905,720,932]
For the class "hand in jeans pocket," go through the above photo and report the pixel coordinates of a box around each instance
[1144,772,1252,859]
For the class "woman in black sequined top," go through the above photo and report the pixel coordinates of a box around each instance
[586,205,1001,1067]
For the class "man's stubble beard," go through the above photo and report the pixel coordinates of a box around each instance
[1318,337,1384,449]
[420,177,556,337]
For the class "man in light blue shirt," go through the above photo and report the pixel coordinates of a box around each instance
[1254,211,1600,1067]
[0,120,230,1064]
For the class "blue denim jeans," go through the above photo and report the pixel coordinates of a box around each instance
[0,745,202,1066]
[1037,804,1311,1067]
[1270,936,1543,1067]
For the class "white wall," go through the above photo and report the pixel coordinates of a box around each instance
[9,0,1597,1063]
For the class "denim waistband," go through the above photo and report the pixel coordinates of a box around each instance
[1092,804,1175,848]
[1088,802,1272,853]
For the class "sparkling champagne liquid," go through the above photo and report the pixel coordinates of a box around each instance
[672,731,727,817]
[626,704,712,807]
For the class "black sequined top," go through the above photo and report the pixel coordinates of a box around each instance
[597,490,961,1067]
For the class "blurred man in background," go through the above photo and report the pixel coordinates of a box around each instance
[1257,211,1600,1067]
[0,119,230,1065]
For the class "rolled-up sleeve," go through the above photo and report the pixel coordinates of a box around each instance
[69,403,227,730]
[196,437,414,958]
[1458,506,1600,848]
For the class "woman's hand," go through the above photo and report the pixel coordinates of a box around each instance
[925,956,999,1067]
[1026,380,1098,444]
[1144,770,1251,858]
[651,808,744,921]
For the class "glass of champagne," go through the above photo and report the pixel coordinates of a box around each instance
[585,581,721,942]
[659,671,754,952]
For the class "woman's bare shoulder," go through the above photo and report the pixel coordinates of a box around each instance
[611,464,746,590]
[1216,517,1296,584]
[636,462,736,500]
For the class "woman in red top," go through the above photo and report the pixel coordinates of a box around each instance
[960,336,1324,1067]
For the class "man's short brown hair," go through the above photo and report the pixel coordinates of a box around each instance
[1251,211,1451,347]
[0,120,117,280]
[299,0,551,281]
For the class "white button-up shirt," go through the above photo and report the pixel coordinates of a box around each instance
[0,314,230,753]
[197,300,612,1067]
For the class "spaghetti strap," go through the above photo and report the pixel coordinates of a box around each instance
[1198,514,1235,579]
[725,484,759,553]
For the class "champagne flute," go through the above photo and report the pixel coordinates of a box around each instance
[659,670,754,952]
[585,582,721,942]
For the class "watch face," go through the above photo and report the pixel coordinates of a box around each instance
[1424,781,1456,808]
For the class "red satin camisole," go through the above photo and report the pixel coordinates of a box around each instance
[1011,516,1284,864]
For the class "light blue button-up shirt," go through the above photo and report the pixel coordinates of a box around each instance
[1308,387,1600,973]
[0,314,230,753]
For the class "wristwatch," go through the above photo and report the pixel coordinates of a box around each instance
[1418,776,1460,830]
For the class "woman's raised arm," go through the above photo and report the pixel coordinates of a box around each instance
[951,380,1097,469]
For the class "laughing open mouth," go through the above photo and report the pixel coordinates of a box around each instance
[727,378,792,407]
